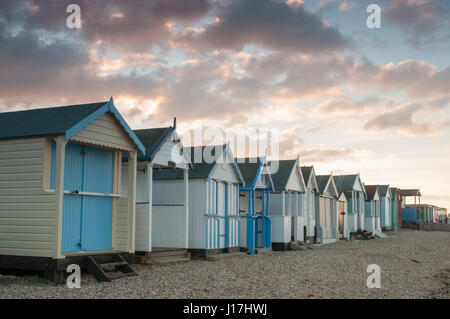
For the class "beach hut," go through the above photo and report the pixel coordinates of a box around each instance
[0,99,145,282]
[363,185,382,234]
[236,157,274,254]
[400,189,421,225]
[120,120,192,263]
[334,174,366,233]
[390,187,401,231]
[315,175,339,244]
[336,190,350,239]
[378,185,392,231]
[151,144,243,259]
[301,166,318,243]
[268,158,307,250]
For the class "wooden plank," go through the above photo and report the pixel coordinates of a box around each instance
[0,149,44,160]
[0,172,42,181]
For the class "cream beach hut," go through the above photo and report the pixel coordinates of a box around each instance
[0,99,145,282]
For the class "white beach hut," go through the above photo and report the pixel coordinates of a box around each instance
[315,175,339,244]
[153,144,243,259]
[121,120,192,263]
[301,166,318,243]
[268,158,307,250]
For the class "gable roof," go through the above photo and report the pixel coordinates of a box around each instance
[334,174,358,191]
[301,166,318,191]
[0,98,145,154]
[235,157,273,190]
[400,189,421,197]
[301,166,313,185]
[153,144,242,182]
[269,159,297,191]
[364,185,380,201]
[134,127,173,160]
[316,174,338,197]
[334,173,366,196]
[378,185,390,197]
[390,187,402,200]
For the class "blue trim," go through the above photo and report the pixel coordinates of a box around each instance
[251,161,264,189]
[64,98,146,155]
[224,183,229,248]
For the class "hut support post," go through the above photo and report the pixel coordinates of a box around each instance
[128,151,137,252]
[146,163,153,251]
[184,168,189,249]
[54,136,67,259]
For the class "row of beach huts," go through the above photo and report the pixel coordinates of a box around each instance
[0,99,448,283]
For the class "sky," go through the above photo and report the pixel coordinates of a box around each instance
[0,0,449,209]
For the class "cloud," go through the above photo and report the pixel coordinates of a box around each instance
[315,95,384,115]
[338,1,356,11]
[364,102,441,136]
[173,0,352,53]
[385,0,450,42]
[300,148,356,163]
[353,59,450,99]
[22,0,213,50]
[278,125,357,163]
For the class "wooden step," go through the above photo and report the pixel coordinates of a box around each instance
[99,261,128,271]
[86,254,138,282]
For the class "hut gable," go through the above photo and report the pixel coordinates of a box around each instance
[71,112,136,151]
[270,159,305,193]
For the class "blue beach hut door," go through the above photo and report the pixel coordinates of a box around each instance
[61,143,114,253]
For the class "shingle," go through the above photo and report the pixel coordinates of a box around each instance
[0,101,107,140]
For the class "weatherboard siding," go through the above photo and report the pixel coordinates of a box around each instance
[115,197,130,250]
[71,113,136,151]
[0,137,58,257]
[152,132,189,169]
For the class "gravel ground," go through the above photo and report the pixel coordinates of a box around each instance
[0,229,449,299]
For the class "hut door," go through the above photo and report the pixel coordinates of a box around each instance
[338,201,345,234]
[62,143,114,253]
[217,182,226,248]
